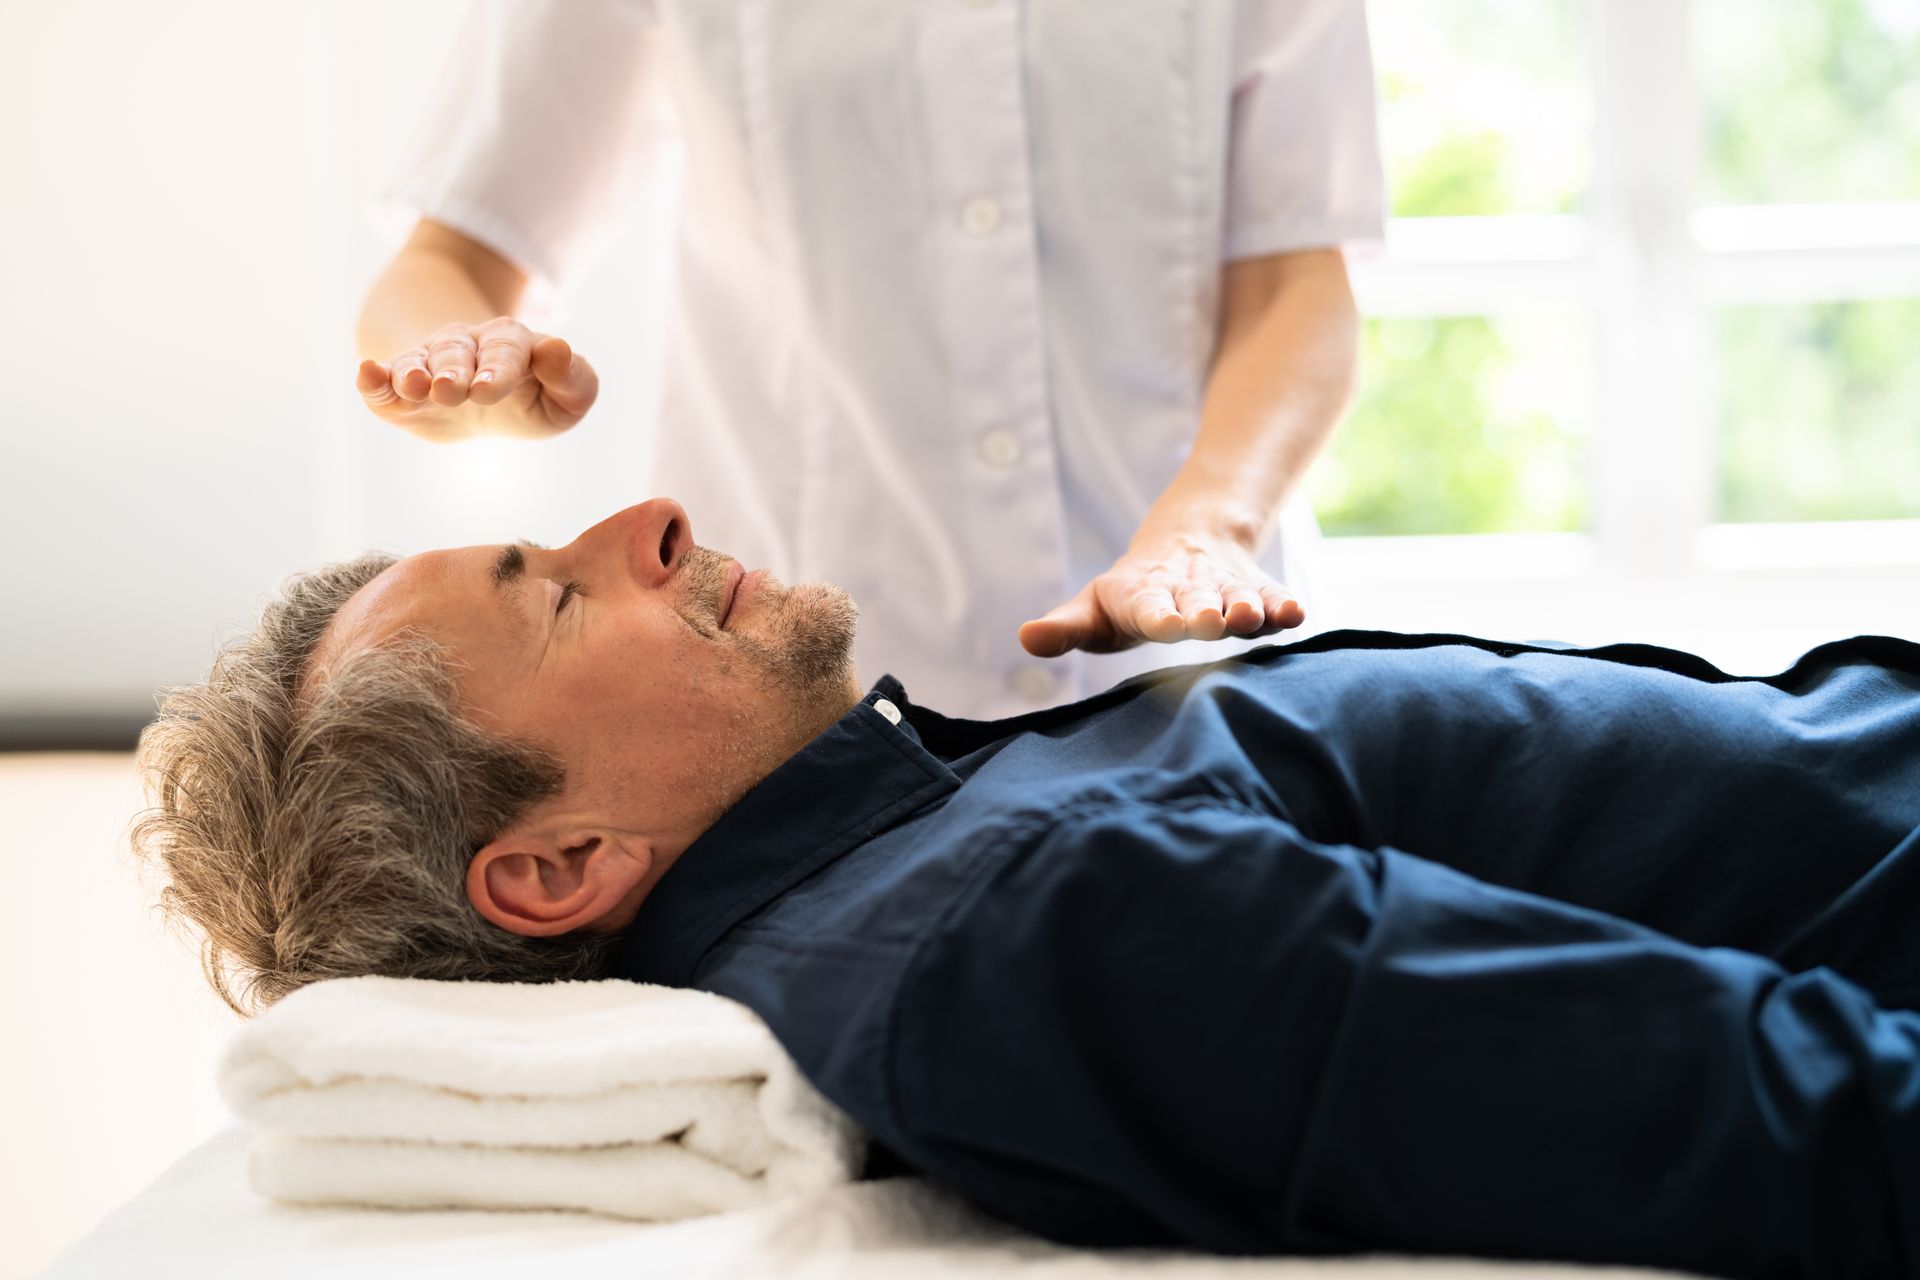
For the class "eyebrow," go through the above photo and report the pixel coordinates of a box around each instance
[491,544,526,588]
[490,541,549,642]
[491,539,549,587]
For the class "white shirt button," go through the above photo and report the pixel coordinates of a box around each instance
[1011,666,1056,704]
[960,196,1003,237]
[977,428,1022,469]
[871,697,902,725]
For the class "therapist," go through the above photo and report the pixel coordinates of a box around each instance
[354,0,1384,719]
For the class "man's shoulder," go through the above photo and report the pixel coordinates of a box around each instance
[698,782,1187,1001]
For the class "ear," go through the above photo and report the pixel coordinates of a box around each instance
[466,824,654,938]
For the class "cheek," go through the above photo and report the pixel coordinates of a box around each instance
[562,619,724,731]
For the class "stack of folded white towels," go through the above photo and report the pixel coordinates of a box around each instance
[218,975,867,1221]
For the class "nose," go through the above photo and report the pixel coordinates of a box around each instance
[572,498,692,589]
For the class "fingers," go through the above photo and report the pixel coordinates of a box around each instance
[426,328,478,406]
[1025,560,1305,657]
[1171,584,1226,641]
[1261,585,1306,632]
[1222,584,1267,635]
[528,336,600,431]
[1215,583,1305,638]
[1017,615,1076,659]
[1137,581,1302,644]
[359,319,597,441]
[1019,583,1108,658]
[1127,587,1185,644]
[387,346,433,402]
[357,359,399,409]
[468,318,534,405]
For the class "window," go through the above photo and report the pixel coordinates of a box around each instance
[1715,298,1920,523]
[1316,0,1920,668]
[1698,0,1920,206]
[1316,311,1592,536]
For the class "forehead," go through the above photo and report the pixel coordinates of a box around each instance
[316,544,512,668]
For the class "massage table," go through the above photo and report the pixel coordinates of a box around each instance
[42,1125,1692,1280]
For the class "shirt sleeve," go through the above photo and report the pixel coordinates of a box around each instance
[1223,0,1387,261]
[882,796,1920,1274]
[382,0,674,294]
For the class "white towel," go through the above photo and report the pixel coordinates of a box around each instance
[218,975,866,1221]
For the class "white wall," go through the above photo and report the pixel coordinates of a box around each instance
[1,755,234,1279]
[0,3,673,1272]
[0,0,675,723]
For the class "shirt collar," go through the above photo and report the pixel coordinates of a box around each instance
[616,675,960,986]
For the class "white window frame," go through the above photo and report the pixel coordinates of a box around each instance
[1326,0,1920,672]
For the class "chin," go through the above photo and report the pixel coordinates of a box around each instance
[797,586,860,696]
[747,579,860,708]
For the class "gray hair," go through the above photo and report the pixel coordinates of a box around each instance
[132,553,620,1017]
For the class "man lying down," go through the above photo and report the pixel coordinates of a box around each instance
[136,498,1920,1279]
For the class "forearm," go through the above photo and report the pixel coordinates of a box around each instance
[356,219,529,361]
[1144,248,1360,551]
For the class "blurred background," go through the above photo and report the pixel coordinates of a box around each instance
[3,0,1918,1274]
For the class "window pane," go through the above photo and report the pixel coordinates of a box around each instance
[1312,314,1592,536]
[1699,0,1920,204]
[1369,0,1592,217]
[1715,298,1920,522]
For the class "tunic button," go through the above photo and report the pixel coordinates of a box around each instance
[871,697,903,725]
[977,428,1022,469]
[960,196,1003,237]
[1011,666,1056,704]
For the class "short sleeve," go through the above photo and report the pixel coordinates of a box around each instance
[1224,0,1387,261]
[383,0,676,294]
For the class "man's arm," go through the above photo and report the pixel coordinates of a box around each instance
[880,797,1920,1276]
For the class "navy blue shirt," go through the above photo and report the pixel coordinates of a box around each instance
[616,630,1920,1278]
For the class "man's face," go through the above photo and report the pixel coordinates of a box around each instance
[312,499,861,838]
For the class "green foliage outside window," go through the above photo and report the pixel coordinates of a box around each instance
[1319,0,1920,538]
[1702,0,1920,523]
[1316,0,1591,537]
[1370,0,1590,218]
[1310,316,1590,537]
[1717,299,1920,522]
[1699,0,1920,204]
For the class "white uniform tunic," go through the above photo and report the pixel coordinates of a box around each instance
[395,0,1385,719]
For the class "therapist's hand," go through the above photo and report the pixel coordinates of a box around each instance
[1018,527,1305,658]
[356,318,599,441]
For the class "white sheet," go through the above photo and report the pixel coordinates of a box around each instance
[43,1127,1695,1280]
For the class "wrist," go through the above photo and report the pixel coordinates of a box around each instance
[1135,489,1269,553]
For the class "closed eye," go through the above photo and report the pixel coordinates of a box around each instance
[556,580,582,612]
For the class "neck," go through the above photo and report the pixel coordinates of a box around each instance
[658,677,866,870]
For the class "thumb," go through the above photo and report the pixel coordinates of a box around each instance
[355,358,397,406]
[1018,583,1107,658]
[528,336,600,430]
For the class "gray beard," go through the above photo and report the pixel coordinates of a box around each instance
[679,544,861,714]
[736,580,860,710]
[698,577,864,824]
